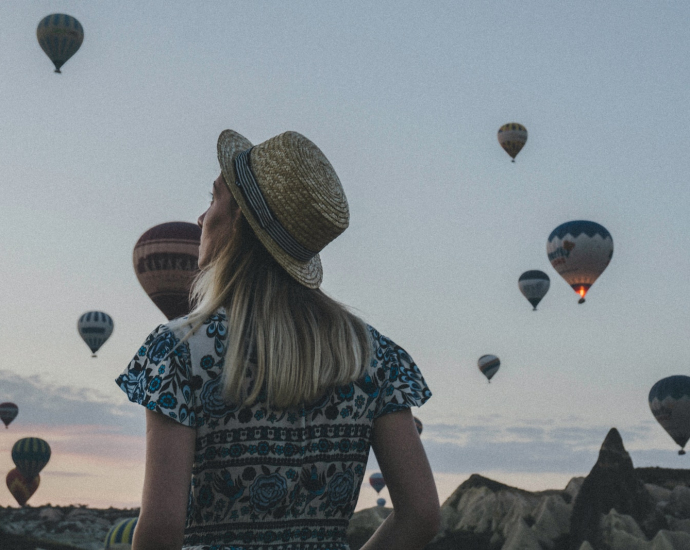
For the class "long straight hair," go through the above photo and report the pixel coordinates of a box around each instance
[186,213,371,409]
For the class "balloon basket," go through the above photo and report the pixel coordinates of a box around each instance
[578,298,585,304]
[679,450,686,456]
[91,354,97,358]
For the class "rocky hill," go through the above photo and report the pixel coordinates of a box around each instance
[2,428,690,550]
[0,505,137,550]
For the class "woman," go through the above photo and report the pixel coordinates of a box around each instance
[117,130,440,550]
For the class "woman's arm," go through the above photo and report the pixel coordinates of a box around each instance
[362,408,441,550]
[132,410,196,550]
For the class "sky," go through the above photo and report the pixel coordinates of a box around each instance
[1,0,690,510]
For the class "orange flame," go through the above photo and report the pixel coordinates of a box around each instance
[578,287,586,298]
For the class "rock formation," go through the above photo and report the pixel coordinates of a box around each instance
[569,428,666,549]
[0,505,138,550]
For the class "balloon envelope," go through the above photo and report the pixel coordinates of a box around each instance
[376,498,386,507]
[369,472,386,493]
[6,468,40,507]
[12,437,51,480]
[497,123,527,161]
[649,375,690,454]
[105,517,139,549]
[414,416,423,435]
[478,355,500,382]
[36,14,83,73]
[0,402,18,428]
[133,222,201,320]
[518,270,550,310]
[78,311,114,356]
[547,220,613,303]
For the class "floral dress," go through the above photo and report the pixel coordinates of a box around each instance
[116,310,431,550]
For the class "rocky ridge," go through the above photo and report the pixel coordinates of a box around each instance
[2,429,690,550]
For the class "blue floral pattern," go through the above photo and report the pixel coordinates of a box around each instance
[116,311,431,550]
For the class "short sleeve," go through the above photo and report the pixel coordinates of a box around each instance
[369,327,432,419]
[115,324,197,427]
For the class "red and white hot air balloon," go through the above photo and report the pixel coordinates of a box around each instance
[133,222,201,320]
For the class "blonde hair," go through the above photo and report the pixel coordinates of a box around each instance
[186,213,371,409]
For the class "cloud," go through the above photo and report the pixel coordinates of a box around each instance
[368,419,678,476]
[0,370,145,436]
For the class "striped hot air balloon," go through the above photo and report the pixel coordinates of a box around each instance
[6,468,40,507]
[36,14,84,73]
[649,375,690,455]
[105,517,139,549]
[12,437,51,480]
[133,222,201,320]
[369,472,386,494]
[547,221,613,304]
[478,355,500,382]
[78,311,114,357]
[497,123,527,162]
[518,270,550,311]
[0,402,19,428]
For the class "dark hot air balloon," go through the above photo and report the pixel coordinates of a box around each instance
[0,402,18,428]
[518,271,550,311]
[478,355,500,382]
[6,468,40,507]
[36,14,83,73]
[369,472,386,493]
[414,416,423,435]
[649,375,690,455]
[78,311,114,357]
[12,437,51,479]
[376,498,386,507]
[133,222,201,320]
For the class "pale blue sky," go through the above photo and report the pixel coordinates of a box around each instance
[1,1,689,506]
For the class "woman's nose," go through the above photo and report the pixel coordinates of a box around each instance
[198,210,206,228]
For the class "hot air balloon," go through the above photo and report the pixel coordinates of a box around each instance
[376,498,386,507]
[518,271,550,311]
[369,472,386,494]
[649,375,690,455]
[105,517,139,550]
[36,14,83,73]
[133,222,201,320]
[478,355,500,382]
[78,311,114,357]
[414,416,423,435]
[547,221,613,304]
[498,123,527,162]
[6,468,40,507]
[12,438,51,480]
[0,402,18,428]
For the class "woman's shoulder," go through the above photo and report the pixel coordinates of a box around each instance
[365,324,412,361]
[363,324,432,417]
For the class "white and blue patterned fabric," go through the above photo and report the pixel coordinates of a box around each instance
[116,310,431,550]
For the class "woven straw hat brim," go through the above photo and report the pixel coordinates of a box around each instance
[217,130,323,289]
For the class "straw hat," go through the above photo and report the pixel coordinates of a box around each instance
[217,130,349,289]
